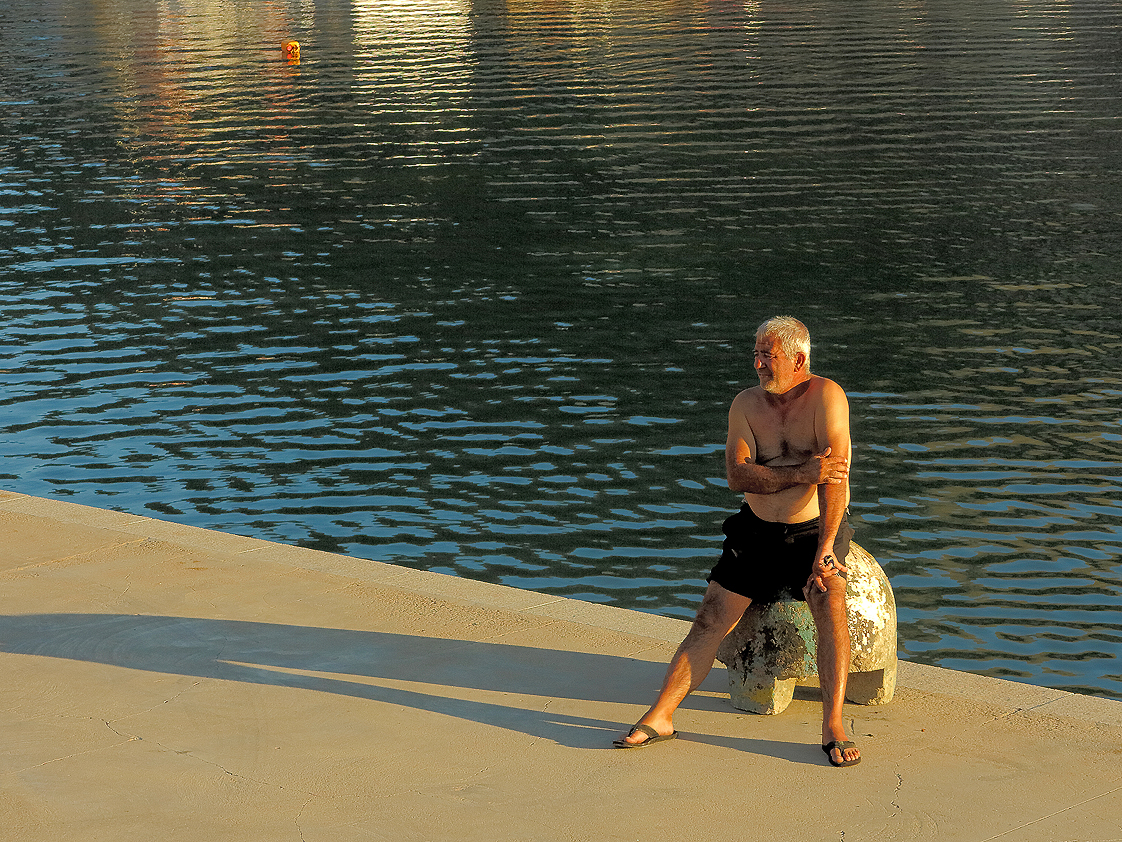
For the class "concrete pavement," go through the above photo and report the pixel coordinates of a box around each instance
[1,489,1120,841]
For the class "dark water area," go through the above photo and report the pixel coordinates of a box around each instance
[2,0,1120,699]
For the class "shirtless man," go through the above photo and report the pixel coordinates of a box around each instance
[614,315,861,767]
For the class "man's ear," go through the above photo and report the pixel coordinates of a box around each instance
[794,351,807,371]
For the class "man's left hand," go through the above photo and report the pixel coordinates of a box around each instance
[809,552,848,593]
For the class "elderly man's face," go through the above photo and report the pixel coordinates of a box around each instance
[753,333,800,394]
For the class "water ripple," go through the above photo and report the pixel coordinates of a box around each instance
[2,0,1121,698]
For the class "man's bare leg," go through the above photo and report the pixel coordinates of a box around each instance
[806,573,860,765]
[617,581,751,746]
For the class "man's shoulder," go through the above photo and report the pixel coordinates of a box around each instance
[809,374,849,401]
[805,376,851,423]
[812,374,843,395]
[730,385,764,406]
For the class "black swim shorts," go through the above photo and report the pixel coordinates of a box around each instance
[706,503,854,602]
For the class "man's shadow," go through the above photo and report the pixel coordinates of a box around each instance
[0,613,815,761]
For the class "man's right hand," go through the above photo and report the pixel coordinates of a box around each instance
[806,447,849,485]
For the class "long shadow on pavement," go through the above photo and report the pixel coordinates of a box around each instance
[0,612,817,762]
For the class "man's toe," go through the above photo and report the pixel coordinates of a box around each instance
[822,739,861,767]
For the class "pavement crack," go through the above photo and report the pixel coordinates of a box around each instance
[103,720,143,741]
[154,743,326,802]
[295,797,314,842]
[3,538,147,573]
[104,681,201,726]
[529,699,554,748]
[11,735,138,774]
[882,766,905,818]
[978,783,1122,841]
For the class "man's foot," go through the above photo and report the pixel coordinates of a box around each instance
[822,739,861,767]
[613,723,678,749]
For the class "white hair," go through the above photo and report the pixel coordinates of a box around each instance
[757,316,811,365]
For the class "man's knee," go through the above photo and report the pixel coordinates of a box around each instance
[805,576,847,617]
[691,582,750,637]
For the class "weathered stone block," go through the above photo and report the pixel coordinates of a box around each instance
[715,541,897,714]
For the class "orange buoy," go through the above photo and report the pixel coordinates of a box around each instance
[282,40,300,64]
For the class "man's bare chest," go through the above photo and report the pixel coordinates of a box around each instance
[750,406,819,466]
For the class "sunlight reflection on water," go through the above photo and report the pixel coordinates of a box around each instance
[1,0,1120,699]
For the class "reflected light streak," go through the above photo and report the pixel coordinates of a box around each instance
[352,0,473,111]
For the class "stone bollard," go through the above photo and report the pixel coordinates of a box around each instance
[714,541,897,715]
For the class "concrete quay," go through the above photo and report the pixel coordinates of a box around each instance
[1,490,1119,842]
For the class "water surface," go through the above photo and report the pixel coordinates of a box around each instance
[2,0,1120,699]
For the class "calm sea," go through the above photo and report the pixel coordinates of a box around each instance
[2,0,1120,699]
